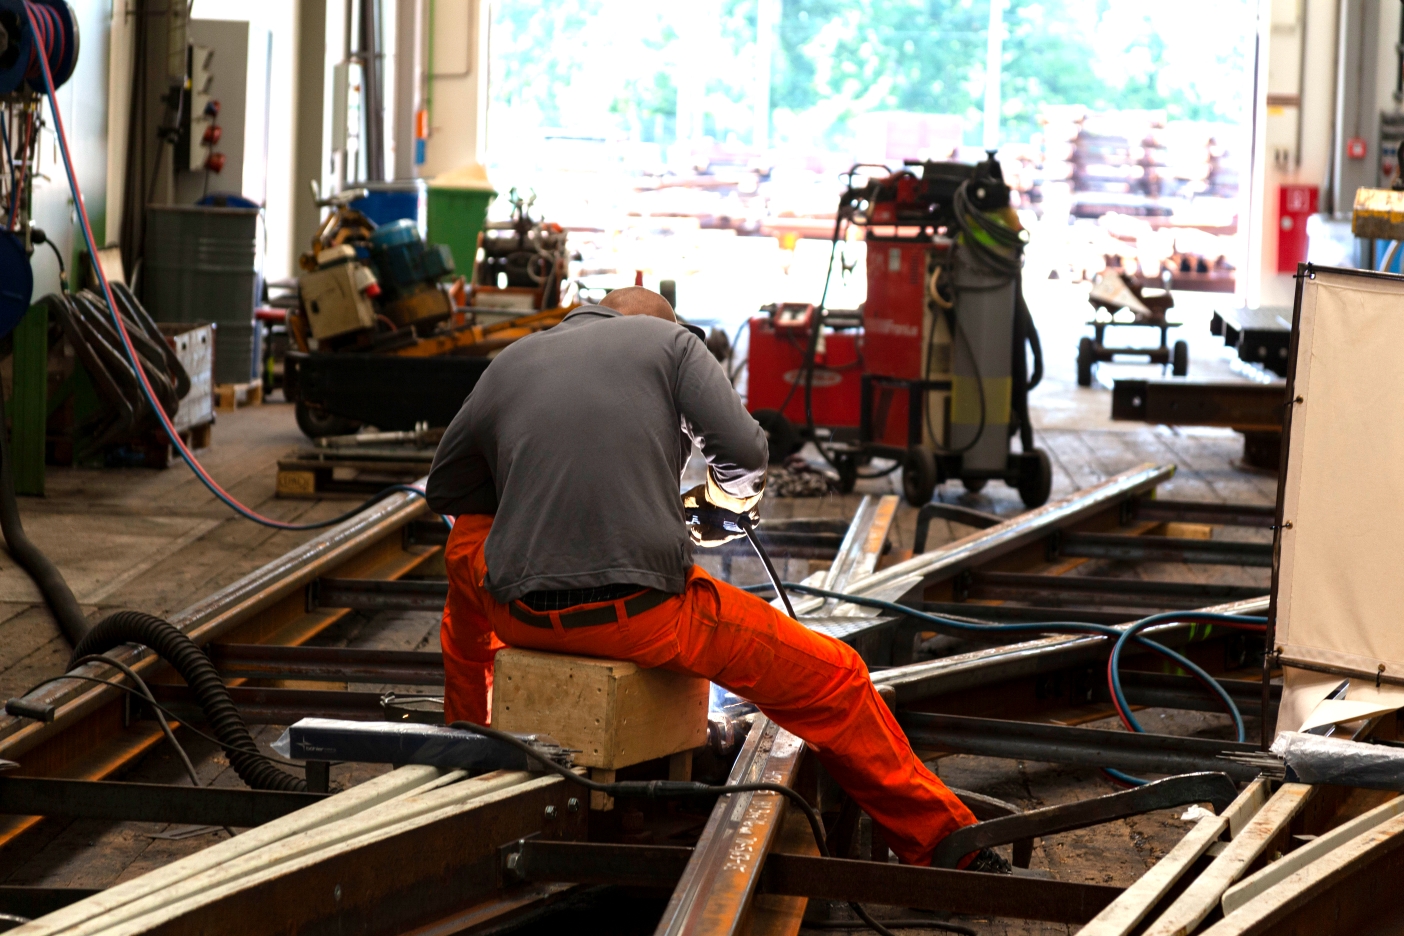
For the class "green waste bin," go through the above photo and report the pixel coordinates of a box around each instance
[426,164,495,284]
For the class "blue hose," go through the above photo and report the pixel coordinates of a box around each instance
[744,580,1267,784]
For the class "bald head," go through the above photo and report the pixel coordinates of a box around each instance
[599,286,676,322]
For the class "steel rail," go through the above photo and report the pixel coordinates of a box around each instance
[790,463,1175,617]
[0,481,435,848]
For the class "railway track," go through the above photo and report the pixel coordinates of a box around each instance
[0,464,1303,935]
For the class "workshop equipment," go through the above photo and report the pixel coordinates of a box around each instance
[747,154,1052,507]
[366,219,455,327]
[1077,271,1188,387]
[351,179,426,229]
[472,188,571,313]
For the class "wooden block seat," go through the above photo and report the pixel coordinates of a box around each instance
[491,647,709,771]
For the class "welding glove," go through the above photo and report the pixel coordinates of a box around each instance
[682,469,764,548]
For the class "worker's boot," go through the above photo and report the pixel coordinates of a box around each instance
[965,847,1013,874]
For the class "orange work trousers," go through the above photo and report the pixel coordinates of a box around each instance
[439,514,977,865]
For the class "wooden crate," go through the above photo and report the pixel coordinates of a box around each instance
[492,648,708,772]
[215,380,263,411]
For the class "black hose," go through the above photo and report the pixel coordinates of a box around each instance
[0,377,89,645]
[69,611,306,792]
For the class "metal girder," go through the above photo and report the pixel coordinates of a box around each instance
[1131,499,1276,529]
[309,577,449,612]
[1110,380,1286,431]
[143,684,439,725]
[0,481,435,763]
[898,712,1260,782]
[505,840,1124,925]
[961,571,1268,608]
[0,777,326,826]
[0,886,101,920]
[875,595,1269,705]
[113,775,582,936]
[929,772,1239,867]
[921,601,1160,626]
[207,643,444,685]
[792,464,1175,616]
[1092,671,1279,718]
[1055,533,1273,567]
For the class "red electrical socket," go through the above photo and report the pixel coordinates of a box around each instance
[202,125,222,146]
[204,152,226,173]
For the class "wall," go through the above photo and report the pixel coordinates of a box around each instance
[418,0,490,177]
[187,0,299,283]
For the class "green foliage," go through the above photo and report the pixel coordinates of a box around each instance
[487,0,1250,147]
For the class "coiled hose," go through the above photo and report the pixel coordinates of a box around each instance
[70,611,306,792]
[0,373,89,645]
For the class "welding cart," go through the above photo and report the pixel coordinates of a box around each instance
[1076,271,1188,387]
[746,155,1052,508]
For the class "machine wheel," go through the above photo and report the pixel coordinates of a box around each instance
[901,447,939,506]
[1018,448,1053,509]
[1077,337,1095,387]
[1172,339,1190,377]
[752,409,802,464]
[295,401,362,439]
[834,454,859,493]
[961,477,988,493]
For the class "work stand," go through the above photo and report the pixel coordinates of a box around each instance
[1079,272,1189,386]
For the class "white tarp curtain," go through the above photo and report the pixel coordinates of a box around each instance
[1276,269,1404,706]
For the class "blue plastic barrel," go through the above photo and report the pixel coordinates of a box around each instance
[352,181,426,234]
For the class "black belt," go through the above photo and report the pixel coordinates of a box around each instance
[509,588,671,629]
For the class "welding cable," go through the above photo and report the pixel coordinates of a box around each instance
[739,513,796,619]
[69,653,203,789]
[448,718,914,936]
[740,581,1267,769]
[0,374,90,645]
[24,34,452,534]
[70,611,307,792]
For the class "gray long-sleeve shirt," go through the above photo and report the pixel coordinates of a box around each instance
[426,306,767,602]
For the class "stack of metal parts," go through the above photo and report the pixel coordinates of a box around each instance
[11,766,558,936]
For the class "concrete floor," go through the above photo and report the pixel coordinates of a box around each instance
[0,283,1282,932]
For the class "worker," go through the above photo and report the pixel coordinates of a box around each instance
[427,286,999,871]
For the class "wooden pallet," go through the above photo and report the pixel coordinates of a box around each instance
[275,448,433,499]
[215,381,263,411]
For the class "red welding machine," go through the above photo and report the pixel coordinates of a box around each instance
[745,155,1052,508]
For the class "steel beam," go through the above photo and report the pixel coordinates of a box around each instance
[0,480,435,762]
[962,571,1267,608]
[309,577,449,612]
[0,777,326,827]
[1131,499,1276,529]
[875,596,1269,706]
[144,684,436,725]
[0,886,101,921]
[208,643,444,685]
[1055,533,1273,567]
[921,601,1160,626]
[507,841,1123,925]
[930,772,1239,867]
[1110,380,1285,431]
[898,712,1260,781]
[793,464,1176,616]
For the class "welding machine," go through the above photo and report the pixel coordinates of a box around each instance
[747,154,1051,508]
